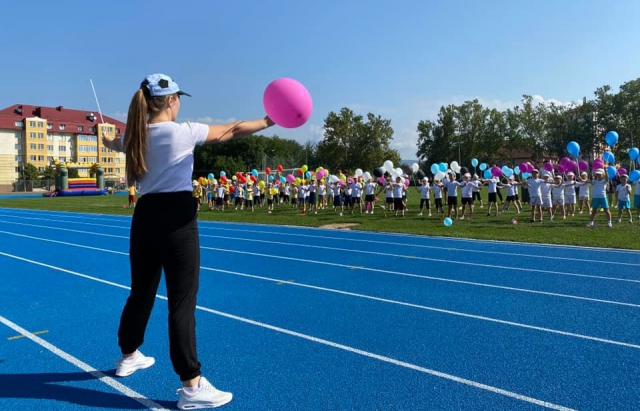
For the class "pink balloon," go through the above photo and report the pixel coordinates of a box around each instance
[491,166,502,177]
[378,176,386,184]
[578,160,589,171]
[263,78,313,128]
[286,174,296,183]
[404,178,410,187]
[544,162,554,172]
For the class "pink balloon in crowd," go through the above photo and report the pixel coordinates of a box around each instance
[263,78,313,128]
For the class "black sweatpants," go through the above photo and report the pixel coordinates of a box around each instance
[118,191,201,381]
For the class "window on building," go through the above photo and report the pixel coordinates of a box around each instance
[37,155,45,161]
[38,133,44,139]
[47,124,52,129]
[108,168,114,173]
[15,121,22,127]
[30,132,36,138]
[38,122,44,128]
[59,157,66,162]
[39,167,44,172]
[116,128,121,134]
[59,124,66,130]
[47,134,53,140]
[101,157,107,163]
[115,158,120,164]
[78,126,84,132]
[15,144,22,150]
[59,146,66,152]
[15,155,22,162]
[89,157,97,162]
[30,143,36,149]
[90,126,96,132]
[15,167,20,172]
[47,145,54,151]
[116,168,121,173]
[29,121,36,127]
[80,157,87,163]
[38,144,44,150]
[15,132,22,138]
[108,158,113,163]
[58,135,65,141]
[47,156,53,162]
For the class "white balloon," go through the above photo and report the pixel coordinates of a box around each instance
[411,163,419,173]
[383,160,394,172]
[363,171,371,181]
[355,168,363,177]
[399,177,405,185]
[434,171,446,181]
[395,167,403,177]
[329,175,339,183]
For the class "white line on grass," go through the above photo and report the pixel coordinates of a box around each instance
[0,314,170,411]
[1,222,638,308]
[0,250,577,411]
[1,233,639,351]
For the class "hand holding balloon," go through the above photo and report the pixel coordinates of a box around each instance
[263,78,312,128]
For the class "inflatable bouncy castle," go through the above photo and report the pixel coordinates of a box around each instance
[44,163,107,197]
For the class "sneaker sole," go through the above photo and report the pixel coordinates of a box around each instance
[178,393,233,409]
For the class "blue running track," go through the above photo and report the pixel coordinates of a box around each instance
[0,207,639,410]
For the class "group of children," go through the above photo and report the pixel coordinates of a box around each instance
[189,167,640,227]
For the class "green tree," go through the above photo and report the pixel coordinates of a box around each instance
[68,168,79,178]
[22,163,40,181]
[317,107,400,172]
[40,165,57,181]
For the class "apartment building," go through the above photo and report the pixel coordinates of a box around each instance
[0,104,126,184]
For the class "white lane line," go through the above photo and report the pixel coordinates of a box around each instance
[0,314,170,411]
[0,250,577,411]
[1,223,637,308]
[1,232,639,351]
[1,214,637,282]
[203,246,640,309]
[2,208,638,257]
[197,233,640,282]
[0,220,129,239]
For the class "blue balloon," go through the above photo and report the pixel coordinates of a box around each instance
[471,158,478,167]
[439,162,447,172]
[514,166,520,175]
[483,170,492,179]
[607,166,617,180]
[629,170,640,183]
[479,163,487,171]
[443,217,453,227]
[503,168,514,177]
[430,164,439,174]
[605,131,619,147]
[280,176,286,183]
[305,171,312,179]
[220,171,226,177]
[603,151,615,164]
[251,169,258,176]
[567,141,580,157]
[522,172,531,179]
[629,147,639,161]
[207,173,214,180]
[269,175,274,181]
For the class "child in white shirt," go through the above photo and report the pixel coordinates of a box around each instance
[615,174,632,223]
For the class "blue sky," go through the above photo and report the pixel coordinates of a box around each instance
[2,0,639,159]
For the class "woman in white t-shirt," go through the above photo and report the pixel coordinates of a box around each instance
[102,73,274,409]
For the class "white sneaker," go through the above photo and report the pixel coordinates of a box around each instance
[607,221,613,227]
[177,377,233,410]
[115,351,155,377]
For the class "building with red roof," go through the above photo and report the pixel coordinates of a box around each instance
[0,104,126,190]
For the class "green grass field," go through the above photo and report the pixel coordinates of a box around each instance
[1,192,639,250]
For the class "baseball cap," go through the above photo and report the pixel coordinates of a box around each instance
[532,169,539,173]
[567,172,575,177]
[141,73,191,97]
[594,169,604,175]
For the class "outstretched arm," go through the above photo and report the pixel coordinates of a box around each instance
[206,117,275,144]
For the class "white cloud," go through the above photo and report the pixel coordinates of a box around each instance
[109,111,128,122]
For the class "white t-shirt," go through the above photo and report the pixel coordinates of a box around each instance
[617,184,631,201]
[576,181,590,198]
[592,179,607,199]
[552,185,564,200]
[364,182,376,195]
[445,181,463,197]
[540,183,552,198]
[563,181,576,198]
[136,122,208,195]
[486,178,499,193]
[527,178,545,197]
[392,183,404,198]
[461,182,477,198]
[385,184,394,198]
[418,185,431,199]
[433,184,443,199]
[351,182,362,197]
